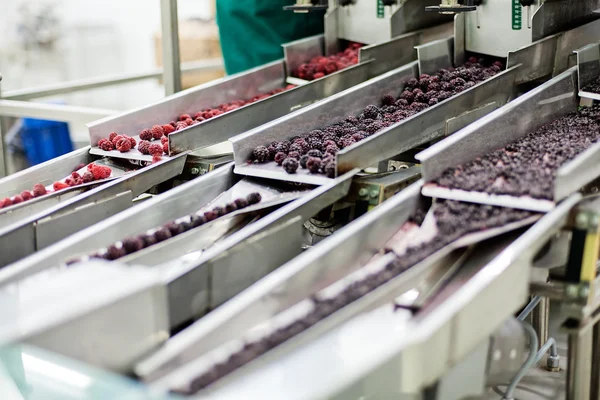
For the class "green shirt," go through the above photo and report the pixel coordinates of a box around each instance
[216,0,324,75]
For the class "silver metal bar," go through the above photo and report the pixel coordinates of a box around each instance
[1,60,224,101]
[592,322,600,400]
[0,100,117,123]
[567,328,593,400]
[417,67,578,183]
[0,153,188,270]
[160,0,181,95]
[87,60,285,147]
[531,297,550,348]
[0,75,7,178]
[358,32,421,78]
[575,43,600,100]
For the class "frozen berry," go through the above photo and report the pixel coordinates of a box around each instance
[122,237,144,254]
[98,138,108,147]
[225,203,238,213]
[105,245,125,261]
[191,214,207,228]
[163,142,169,154]
[0,198,12,208]
[140,129,153,141]
[400,90,414,103]
[99,140,115,151]
[90,164,112,180]
[152,154,163,163]
[253,146,269,163]
[324,162,336,178]
[148,143,163,156]
[111,135,124,146]
[163,124,175,136]
[175,121,188,131]
[429,98,439,106]
[213,206,225,217]
[165,222,184,236]
[116,138,132,152]
[21,191,33,201]
[32,184,47,197]
[246,192,262,205]
[282,158,299,174]
[82,172,94,183]
[151,125,164,140]
[307,149,323,158]
[108,132,118,142]
[142,234,157,247]
[274,152,287,165]
[154,227,172,242]
[180,114,191,121]
[299,154,310,169]
[138,140,151,154]
[185,118,194,126]
[53,181,69,191]
[287,151,301,160]
[362,105,380,120]
[382,94,395,106]
[306,157,321,174]
[325,145,339,155]
[234,198,249,209]
[204,211,217,221]
[161,136,168,145]
[12,195,23,204]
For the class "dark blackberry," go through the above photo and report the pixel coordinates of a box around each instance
[282,158,299,174]
[345,115,359,126]
[450,78,466,87]
[399,90,414,103]
[253,146,269,163]
[464,81,476,89]
[154,228,172,242]
[308,130,323,139]
[287,151,301,160]
[406,78,419,89]
[325,145,339,155]
[427,82,440,92]
[382,94,395,106]
[306,157,322,174]
[204,211,217,222]
[234,198,249,209]
[307,149,323,158]
[289,143,303,154]
[292,139,310,154]
[429,98,439,106]
[191,214,207,228]
[437,91,452,101]
[225,203,238,214]
[365,122,384,134]
[419,78,431,91]
[410,102,429,113]
[299,155,310,169]
[362,105,381,120]
[307,137,323,151]
[324,162,336,178]
[122,237,144,254]
[395,99,409,108]
[141,234,157,247]
[213,206,225,217]
[274,152,287,165]
[105,245,125,261]
[165,221,184,236]
[267,145,277,161]
[414,92,428,104]
[340,137,356,149]
[246,192,262,205]
[352,132,366,141]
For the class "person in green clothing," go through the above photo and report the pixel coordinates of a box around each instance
[216,0,324,75]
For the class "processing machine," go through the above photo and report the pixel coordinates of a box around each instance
[3,1,600,399]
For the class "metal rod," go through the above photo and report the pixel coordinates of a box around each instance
[591,322,600,400]
[567,329,593,400]
[531,296,549,345]
[0,100,117,123]
[503,321,539,400]
[1,60,223,101]
[517,295,542,321]
[534,337,558,364]
[160,0,182,95]
[0,74,7,178]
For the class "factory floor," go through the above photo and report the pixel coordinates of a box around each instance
[477,301,567,400]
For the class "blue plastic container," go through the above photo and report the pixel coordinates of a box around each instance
[20,118,74,165]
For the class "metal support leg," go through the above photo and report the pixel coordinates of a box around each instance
[0,74,8,178]
[531,297,549,347]
[591,322,600,400]
[567,328,593,400]
[160,0,182,95]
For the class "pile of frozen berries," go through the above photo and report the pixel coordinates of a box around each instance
[0,163,112,210]
[250,57,504,177]
[70,192,262,264]
[96,85,296,162]
[293,42,362,81]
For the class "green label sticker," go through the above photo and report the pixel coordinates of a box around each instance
[512,0,522,30]
[377,0,384,18]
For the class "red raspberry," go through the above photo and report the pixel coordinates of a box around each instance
[111,135,124,146]
[148,143,163,156]
[71,171,81,179]
[161,136,168,145]
[169,121,177,127]
[53,181,69,191]
[184,118,194,126]
[140,129,153,141]
[65,178,75,187]
[195,116,205,123]
[32,184,47,197]
[125,135,136,147]
[313,72,325,79]
[98,138,108,147]
[99,140,114,151]
[162,124,175,136]
[12,195,23,204]
[1,198,12,208]
[179,114,191,121]
[108,132,118,142]
[151,125,164,140]
[82,172,94,183]
[152,154,162,163]
[175,122,188,131]
[163,142,169,154]
[116,138,132,152]
[90,164,112,180]
[193,112,204,120]
[138,140,151,154]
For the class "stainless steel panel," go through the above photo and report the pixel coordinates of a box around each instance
[390,0,453,37]
[231,62,419,184]
[0,262,169,373]
[87,61,286,146]
[416,67,578,182]
[162,169,357,329]
[283,35,324,76]
[0,190,83,227]
[416,36,454,75]
[0,159,226,285]
[453,13,465,68]
[359,32,421,78]
[508,35,558,85]
[337,66,519,175]
[136,181,421,383]
[324,4,339,56]
[168,62,372,154]
[532,0,600,42]
[555,140,600,201]
[35,190,133,250]
[576,42,600,100]
[553,19,600,78]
